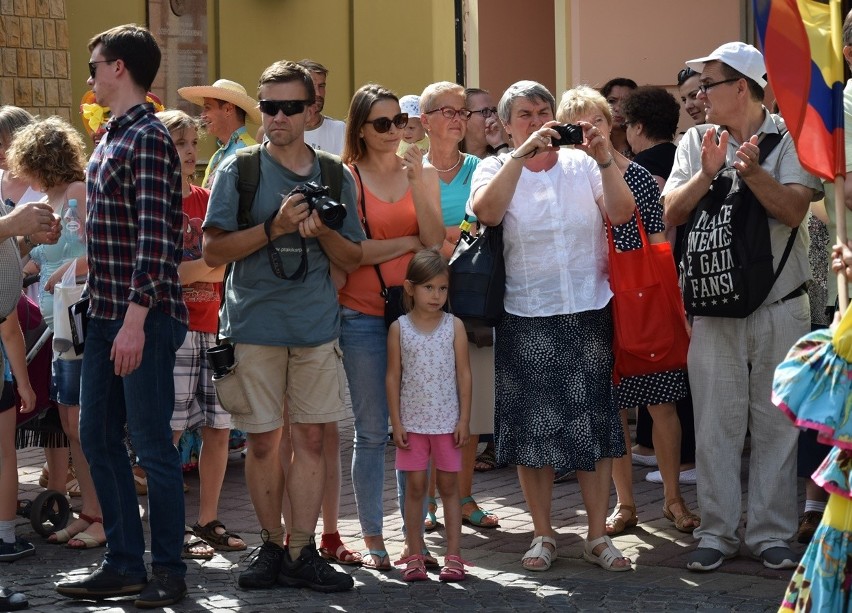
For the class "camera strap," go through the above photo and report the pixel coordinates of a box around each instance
[263,210,308,282]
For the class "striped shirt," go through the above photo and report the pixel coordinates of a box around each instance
[85,102,188,325]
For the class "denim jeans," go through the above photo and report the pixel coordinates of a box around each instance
[80,310,187,577]
[340,307,391,537]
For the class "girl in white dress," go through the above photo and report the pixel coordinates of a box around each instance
[387,249,471,582]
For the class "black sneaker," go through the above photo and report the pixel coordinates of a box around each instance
[0,538,34,563]
[56,563,147,599]
[279,537,354,593]
[134,567,187,609]
[238,540,286,589]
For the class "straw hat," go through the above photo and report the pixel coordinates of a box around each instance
[178,79,262,124]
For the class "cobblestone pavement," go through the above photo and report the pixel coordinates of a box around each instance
[7,418,799,612]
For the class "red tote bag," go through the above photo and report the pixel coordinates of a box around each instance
[606,211,690,383]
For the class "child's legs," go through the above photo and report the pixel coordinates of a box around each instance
[432,434,463,557]
[403,469,428,556]
[396,433,432,555]
[0,408,17,521]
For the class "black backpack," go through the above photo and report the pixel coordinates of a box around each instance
[680,129,797,318]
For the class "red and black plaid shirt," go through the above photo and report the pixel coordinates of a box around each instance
[85,103,188,325]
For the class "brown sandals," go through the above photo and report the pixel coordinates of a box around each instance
[605,503,638,536]
[663,497,701,533]
[192,519,247,551]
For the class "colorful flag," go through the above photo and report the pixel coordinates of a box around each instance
[754,0,845,180]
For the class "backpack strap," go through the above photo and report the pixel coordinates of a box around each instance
[235,146,344,230]
[753,128,797,284]
[235,144,262,230]
[316,149,344,204]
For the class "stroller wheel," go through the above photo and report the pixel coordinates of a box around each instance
[30,490,70,536]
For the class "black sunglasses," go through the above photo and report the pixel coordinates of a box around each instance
[364,113,408,133]
[677,67,699,86]
[470,106,498,118]
[88,59,116,79]
[259,99,310,117]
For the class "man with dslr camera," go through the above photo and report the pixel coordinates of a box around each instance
[202,60,364,592]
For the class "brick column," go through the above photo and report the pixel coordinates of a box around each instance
[0,0,71,121]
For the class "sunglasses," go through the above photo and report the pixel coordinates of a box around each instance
[88,59,116,79]
[469,106,498,118]
[258,99,310,117]
[677,67,698,85]
[424,106,473,120]
[364,113,408,133]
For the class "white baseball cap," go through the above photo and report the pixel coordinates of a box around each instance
[399,95,421,119]
[685,42,767,89]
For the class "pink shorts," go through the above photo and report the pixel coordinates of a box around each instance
[395,433,461,472]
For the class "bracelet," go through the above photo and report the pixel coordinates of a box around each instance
[23,235,34,248]
[494,143,509,152]
[597,156,615,169]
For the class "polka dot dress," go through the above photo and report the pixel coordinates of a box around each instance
[611,162,687,408]
[494,307,625,472]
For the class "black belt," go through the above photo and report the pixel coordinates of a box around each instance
[779,283,807,302]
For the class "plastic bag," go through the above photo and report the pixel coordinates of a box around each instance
[53,260,84,360]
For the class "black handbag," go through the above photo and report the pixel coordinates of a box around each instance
[448,217,505,327]
[352,165,406,329]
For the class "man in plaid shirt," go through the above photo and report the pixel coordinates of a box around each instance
[56,24,189,609]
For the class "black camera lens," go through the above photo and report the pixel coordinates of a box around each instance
[291,182,347,230]
[206,343,235,379]
[551,124,584,147]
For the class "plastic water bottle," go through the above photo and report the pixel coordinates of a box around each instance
[62,199,84,258]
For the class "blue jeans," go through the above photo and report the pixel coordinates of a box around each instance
[80,310,187,577]
[340,307,390,538]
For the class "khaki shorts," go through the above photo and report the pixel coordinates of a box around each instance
[228,341,350,433]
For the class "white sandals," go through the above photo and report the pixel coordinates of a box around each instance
[522,535,558,571]
[583,535,632,572]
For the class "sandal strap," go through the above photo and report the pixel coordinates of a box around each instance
[395,554,425,566]
[524,535,557,561]
[444,554,473,567]
[79,513,103,524]
[586,535,628,567]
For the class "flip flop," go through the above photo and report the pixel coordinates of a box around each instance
[361,550,391,571]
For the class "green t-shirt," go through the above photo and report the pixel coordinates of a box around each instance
[203,144,364,346]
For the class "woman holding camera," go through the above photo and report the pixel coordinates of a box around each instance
[338,84,444,570]
[471,80,636,572]
[556,86,698,538]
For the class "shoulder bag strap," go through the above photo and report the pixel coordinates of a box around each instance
[351,165,389,295]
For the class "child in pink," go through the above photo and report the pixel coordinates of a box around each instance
[386,249,471,582]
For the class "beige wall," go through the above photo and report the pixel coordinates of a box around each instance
[468,0,745,135]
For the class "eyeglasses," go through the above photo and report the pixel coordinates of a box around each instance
[88,59,116,79]
[470,107,498,118]
[258,99,310,117]
[697,78,741,94]
[364,113,408,133]
[424,107,473,120]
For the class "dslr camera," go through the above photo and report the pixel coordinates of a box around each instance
[290,182,347,230]
[551,123,584,147]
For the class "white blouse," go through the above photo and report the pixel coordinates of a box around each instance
[469,149,610,317]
